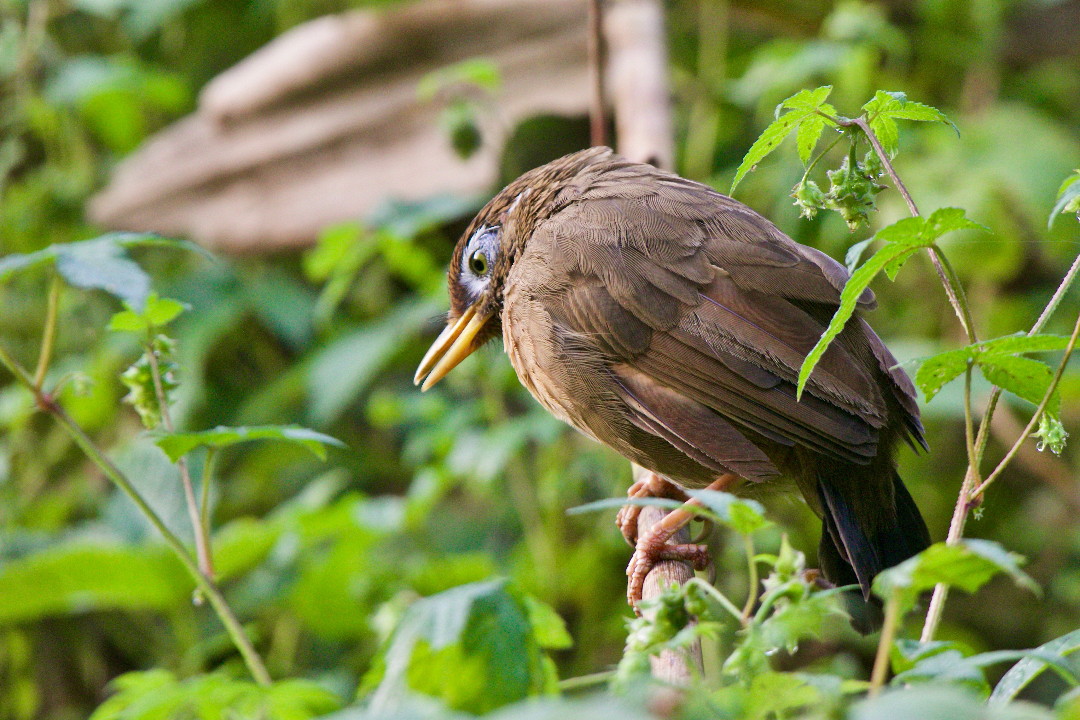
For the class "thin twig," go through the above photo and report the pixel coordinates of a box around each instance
[33,274,61,390]
[586,0,607,147]
[740,534,759,621]
[201,447,217,537]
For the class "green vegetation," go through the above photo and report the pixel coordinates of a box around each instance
[0,1,1078,719]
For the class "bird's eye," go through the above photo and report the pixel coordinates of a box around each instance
[468,249,489,276]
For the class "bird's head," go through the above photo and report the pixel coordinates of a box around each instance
[414,146,616,390]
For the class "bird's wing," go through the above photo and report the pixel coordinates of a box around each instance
[528,179,920,468]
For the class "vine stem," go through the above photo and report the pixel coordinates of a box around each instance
[922,253,1080,642]
[869,592,901,697]
[145,333,215,579]
[0,344,271,686]
[844,115,995,646]
[33,274,61,390]
[740,534,759,621]
[972,310,1080,498]
[849,116,977,344]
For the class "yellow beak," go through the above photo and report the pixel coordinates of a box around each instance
[414,304,492,391]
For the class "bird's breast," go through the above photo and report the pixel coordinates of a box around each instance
[501,281,623,446]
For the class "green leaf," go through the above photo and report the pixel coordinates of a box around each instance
[872,540,1038,615]
[154,425,345,462]
[861,90,956,158]
[364,580,552,714]
[979,355,1059,415]
[417,58,500,101]
[797,241,922,397]
[1049,170,1080,228]
[976,333,1073,357]
[796,113,827,165]
[0,544,189,624]
[797,209,984,397]
[522,595,573,650]
[108,294,188,333]
[990,628,1080,705]
[914,333,1069,403]
[0,234,205,309]
[845,238,874,273]
[915,349,970,402]
[922,206,986,238]
[869,115,900,157]
[53,237,150,309]
[687,489,769,535]
[731,86,835,192]
[780,85,834,111]
[731,112,803,193]
[90,671,340,720]
[744,672,820,720]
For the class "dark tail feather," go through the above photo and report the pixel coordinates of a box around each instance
[817,471,931,633]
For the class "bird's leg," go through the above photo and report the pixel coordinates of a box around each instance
[616,474,690,546]
[626,473,739,611]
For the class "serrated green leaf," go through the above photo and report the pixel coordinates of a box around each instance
[797,241,922,397]
[923,207,986,239]
[154,425,345,462]
[780,85,833,111]
[872,540,1038,615]
[1049,171,1080,228]
[733,87,839,192]
[990,629,1080,705]
[869,114,900,157]
[915,349,971,402]
[798,210,984,396]
[862,90,956,133]
[915,333,1069,403]
[979,356,1060,415]
[796,113,828,165]
[976,333,1072,357]
[731,113,802,193]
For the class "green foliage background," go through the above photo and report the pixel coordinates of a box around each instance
[0,0,1078,718]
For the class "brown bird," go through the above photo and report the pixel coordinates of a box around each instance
[415,147,930,627]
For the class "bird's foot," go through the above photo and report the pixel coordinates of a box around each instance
[616,474,691,547]
[622,473,738,612]
[626,529,711,611]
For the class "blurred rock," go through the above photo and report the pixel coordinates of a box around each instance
[89,0,589,253]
